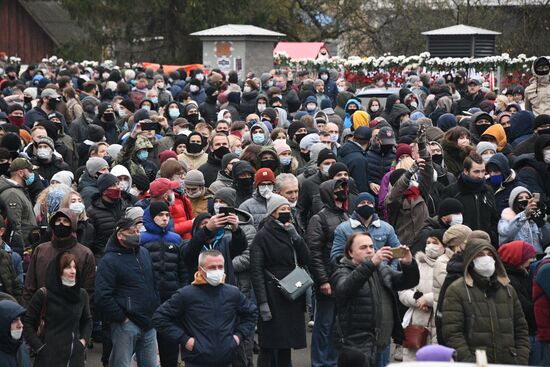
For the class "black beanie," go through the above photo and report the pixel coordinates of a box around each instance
[232,161,254,179]
[317,148,336,166]
[88,124,106,143]
[288,121,306,139]
[534,114,550,129]
[132,173,150,192]
[328,162,349,179]
[389,168,406,186]
[120,99,135,113]
[150,201,170,218]
[97,173,118,193]
[437,198,464,217]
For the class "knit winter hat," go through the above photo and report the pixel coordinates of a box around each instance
[214,187,237,207]
[425,126,444,142]
[107,144,122,160]
[328,162,348,179]
[437,198,464,217]
[498,240,537,268]
[508,186,531,208]
[416,345,456,362]
[287,121,306,139]
[86,157,109,176]
[443,224,472,248]
[221,153,238,171]
[97,173,119,193]
[125,206,144,223]
[255,168,275,186]
[354,192,375,207]
[466,230,492,245]
[150,201,170,219]
[132,174,150,193]
[232,161,255,179]
[184,169,205,187]
[317,148,336,165]
[437,113,457,132]
[88,125,106,143]
[395,143,412,161]
[120,99,135,113]
[266,193,290,217]
[476,141,497,156]
[273,141,291,156]
[36,136,55,151]
[299,133,321,151]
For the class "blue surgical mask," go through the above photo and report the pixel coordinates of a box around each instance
[25,173,35,186]
[151,97,158,104]
[169,109,180,119]
[252,133,265,144]
[279,156,292,166]
[136,150,149,162]
[234,148,242,157]
[489,174,503,186]
[142,105,151,111]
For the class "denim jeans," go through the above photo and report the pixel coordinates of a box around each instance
[110,320,158,367]
[375,345,390,367]
[541,341,550,366]
[311,297,338,367]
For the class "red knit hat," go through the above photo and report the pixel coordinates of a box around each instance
[255,168,275,186]
[498,240,537,268]
[395,143,413,161]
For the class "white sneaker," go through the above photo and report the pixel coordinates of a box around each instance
[307,320,314,329]
[393,345,403,361]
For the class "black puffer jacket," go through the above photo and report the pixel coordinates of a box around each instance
[240,90,259,119]
[140,206,186,301]
[367,143,396,186]
[86,193,132,258]
[331,257,419,348]
[306,179,349,294]
[32,156,70,184]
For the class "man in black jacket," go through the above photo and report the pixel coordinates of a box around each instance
[441,152,499,246]
[307,179,350,367]
[198,133,230,187]
[453,77,485,115]
[331,232,419,366]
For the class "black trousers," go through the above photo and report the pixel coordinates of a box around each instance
[257,348,291,367]
[157,333,180,367]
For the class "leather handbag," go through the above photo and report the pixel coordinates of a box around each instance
[402,309,432,349]
[266,248,313,301]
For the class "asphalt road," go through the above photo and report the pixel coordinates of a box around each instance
[86,329,313,367]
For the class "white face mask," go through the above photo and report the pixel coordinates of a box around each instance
[119,109,128,118]
[258,184,273,199]
[544,151,550,164]
[37,147,52,160]
[257,104,266,113]
[473,255,496,278]
[130,187,140,197]
[450,214,463,226]
[61,276,76,287]
[119,180,130,192]
[330,134,339,143]
[203,268,224,286]
[243,86,252,93]
[321,164,332,174]
[370,105,379,112]
[320,74,328,81]
[69,202,85,215]
[178,128,191,136]
[289,200,297,208]
[482,153,494,164]
[187,188,203,199]
[213,202,226,215]
[195,73,204,81]
[10,328,22,340]
[190,85,199,93]
[337,86,346,93]
[425,244,442,259]
[306,103,317,111]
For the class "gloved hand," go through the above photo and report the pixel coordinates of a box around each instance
[259,303,272,322]
[284,223,301,241]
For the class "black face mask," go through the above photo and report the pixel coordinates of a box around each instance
[24,96,32,104]
[278,212,291,224]
[207,95,217,103]
[514,199,529,213]
[475,123,490,136]
[432,154,443,166]
[187,143,203,154]
[122,234,140,248]
[103,112,115,122]
[503,127,512,141]
[300,151,310,162]
[47,98,59,110]
[294,133,306,144]
[335,190,346,202]
[538,128,550,136]
[380,144,393,154]
[187,114,199,125]
[52,223,72,238]
[355,204,375,220]
[260,159,279,171]
[236,177,254,192]
[0,162,9,177]
[214,146,230,159]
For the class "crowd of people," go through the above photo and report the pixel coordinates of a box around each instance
[0,54,549,367]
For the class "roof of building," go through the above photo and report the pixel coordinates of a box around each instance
[422,24,501,36]
[273,42,328,59]
[190,24,285,38]
[18,0,86,45]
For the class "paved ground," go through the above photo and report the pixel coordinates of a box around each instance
[87,330,313,367]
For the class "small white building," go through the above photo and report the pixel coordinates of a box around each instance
[190,24,285,78]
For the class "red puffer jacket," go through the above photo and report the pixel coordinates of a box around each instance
[170,192,194,239]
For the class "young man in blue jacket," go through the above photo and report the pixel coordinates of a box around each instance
[95,216,160,367]
[153,249,258,367]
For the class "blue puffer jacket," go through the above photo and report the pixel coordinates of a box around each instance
[339,140,370,193]
[330,214,400,264]
[153,282,258,366]
[367,144,396,186]
[95,236,160,330]
[140,207,187,301]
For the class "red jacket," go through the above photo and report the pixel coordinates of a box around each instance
[170,193,194,240]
